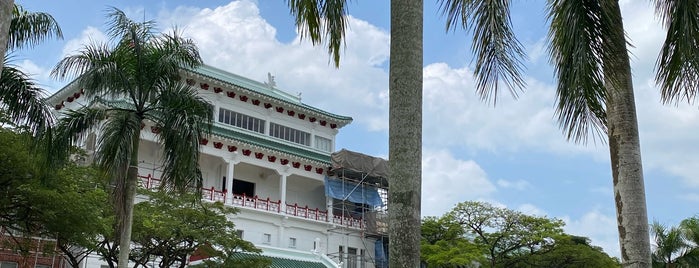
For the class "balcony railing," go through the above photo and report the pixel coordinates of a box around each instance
[137,174,365,230]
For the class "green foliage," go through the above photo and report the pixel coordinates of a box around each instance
[448,201,565,267]
[0,128,111,266]
[0,128,41,237]
[421,216,486,267]
[507,235,619,268]
[1,4,61,136]
[651,217,699,267]
[421,201,619,268]
[50,7,210,266]
[128,190,264,268]
[8,4,63,50]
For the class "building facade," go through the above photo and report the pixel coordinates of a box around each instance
[19,64,388,268]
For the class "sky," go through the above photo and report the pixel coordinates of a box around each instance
[13,0,699,258]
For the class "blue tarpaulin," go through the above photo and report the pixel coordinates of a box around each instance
[375,239,388,268]
[324,176,383,207]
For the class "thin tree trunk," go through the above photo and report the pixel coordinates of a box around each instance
[117,132,141,268]
[388,0,423,267]
[0,0,14,76]
[604,1,651,267]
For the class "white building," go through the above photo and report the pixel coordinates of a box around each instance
[47,64,389,268]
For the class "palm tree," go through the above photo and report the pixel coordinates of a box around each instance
[51,8,210,268]
[1,3,62,134]
[437,0,663,265]
[286,1,423,266]
[0,0,14,72]
[651,219,699,268]
[651,221,688,268]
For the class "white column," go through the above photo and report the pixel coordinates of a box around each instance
[225,157,238,204]
[279,174,287,209]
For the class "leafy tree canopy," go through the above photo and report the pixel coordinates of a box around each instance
[421,201,619,268]
[126,190,266,268]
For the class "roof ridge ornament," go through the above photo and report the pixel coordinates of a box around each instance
[264,72,276,90]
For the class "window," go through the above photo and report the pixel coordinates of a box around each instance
[288,237,297,248]
[236,229,244,239]
[232,179,255,197]
[35,265,51,268]
[338,246,344,263]
[360,249,366,268]
[263,233,271,244]
[347,247,358,268]
[218,108,265,133]
[269,123,310,146]
[315,136,332,152]
[0,262,18,268]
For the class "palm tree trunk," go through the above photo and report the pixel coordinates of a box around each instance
[117,132,141,268]
[388,0,423,267]
[0,0,14,76]
[604,1,651,267]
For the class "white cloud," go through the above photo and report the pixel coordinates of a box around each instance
[563,210,620,258]
[679,193,699,202]
[61,26,107,59]
[517,203,546,217]
[421,150,496,217]
[157,0,390,132]
[497,179,531,191]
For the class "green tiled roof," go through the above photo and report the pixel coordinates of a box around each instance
[212,124,331,165]
[230,253,328,268]
[185,65,352,124]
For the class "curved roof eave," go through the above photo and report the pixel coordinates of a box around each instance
[183,65,353,126]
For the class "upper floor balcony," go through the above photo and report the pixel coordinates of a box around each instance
[137,173,387,235]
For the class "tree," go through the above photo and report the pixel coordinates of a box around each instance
[285,0,423,265]
[0,0,13,73]
[26,164,111,268]
[437,0,664,265]
[0,126,111,268]
[448,201,566,268]
[650,218,699,268]
[51,8,210,268]
[510,235,620,268]
[421,216,486,267]
[128,190,263,268]
[0,3,61,134]
[422,201,619,268]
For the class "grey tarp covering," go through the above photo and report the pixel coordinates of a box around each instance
[330,149,389,187]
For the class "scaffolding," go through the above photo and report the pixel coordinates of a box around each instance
[324,149,389,268]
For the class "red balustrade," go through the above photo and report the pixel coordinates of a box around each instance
[138,174,364,229]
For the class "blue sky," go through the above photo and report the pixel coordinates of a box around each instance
[14,0,699,257]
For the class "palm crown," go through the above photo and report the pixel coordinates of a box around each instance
[51,8,211,268]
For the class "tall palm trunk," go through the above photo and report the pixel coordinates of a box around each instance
[388,0,423,267]
[0,0,13,75]
[117,130,141,268]
[604,1,651,267]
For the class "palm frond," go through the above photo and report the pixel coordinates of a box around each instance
[104,6,155,43]
[546,0,615,143]
[51,43,137,102]
[286,0,348,67]
[151,28,203,71]
[95,111,140,180]
[438,0,527,104]
[51,106,106,166]
[150,81,212,193]
[653,0,699,104]
[651,221,689,264]
[0,60,54,135]
[8,4,63,50]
